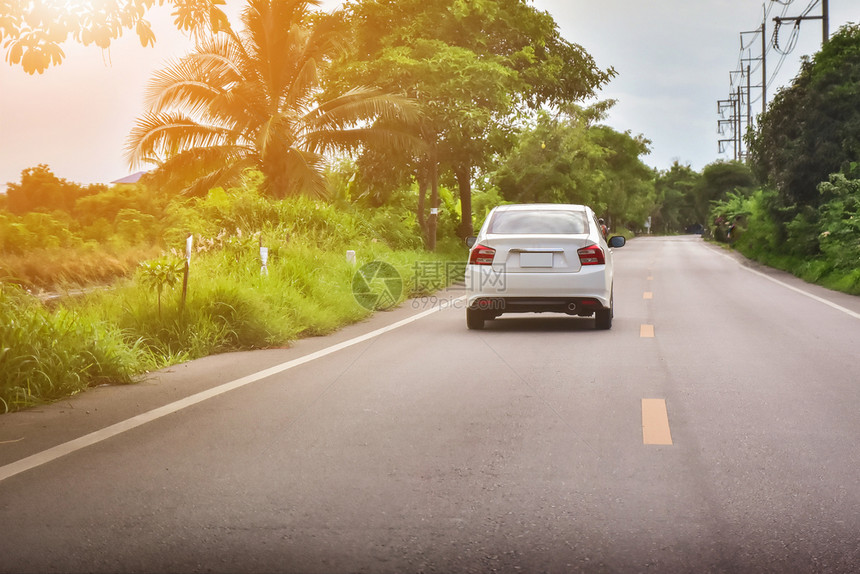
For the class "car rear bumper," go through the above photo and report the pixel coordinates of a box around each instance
[465,264,612,311]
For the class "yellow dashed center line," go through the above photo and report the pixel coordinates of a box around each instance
[640,324,655,338]
[642,399,673,445]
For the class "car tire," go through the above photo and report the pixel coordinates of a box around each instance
[595,293,613,330]
[466,308,485,330]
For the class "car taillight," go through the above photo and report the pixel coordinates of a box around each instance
[469,244,496,265]
[577,244,605,265]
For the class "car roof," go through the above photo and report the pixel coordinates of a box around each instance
[492,203,590,213]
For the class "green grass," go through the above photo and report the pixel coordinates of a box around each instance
[0,284,141,411]
[0,185,470,413]
[733,242,860,296]
[1,238,467,413]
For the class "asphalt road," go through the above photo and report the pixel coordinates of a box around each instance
[1,236,859,573]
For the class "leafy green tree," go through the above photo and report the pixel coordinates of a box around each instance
[0,213,35,254]
[328,0,614,245]
[72,183,166,227]
[20,212,77,249]
[653,162,701,233]
[139,255,185,319]
[4,165,103,215]
[494,107,602,205]
[115,209,159,245]
[748,23,860,207]
[693,161,756,223]
[588,124,654,228]
[493,104,654,229]
[126,0,418,198]
[0,0,229,74]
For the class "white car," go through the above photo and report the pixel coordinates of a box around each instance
[464,204,626,330]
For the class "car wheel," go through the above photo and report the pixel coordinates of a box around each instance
[466,308,485,330]
[595,293,613,330]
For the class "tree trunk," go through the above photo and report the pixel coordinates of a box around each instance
[455,164,473,239]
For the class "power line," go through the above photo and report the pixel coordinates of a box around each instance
[717,0,829,161]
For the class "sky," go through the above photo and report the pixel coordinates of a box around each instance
[0,0,855,190]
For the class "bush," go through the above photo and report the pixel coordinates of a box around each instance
[710,176,860,296]
[0,285,140,412]
[1,175,471,412]
[817,173,860,271]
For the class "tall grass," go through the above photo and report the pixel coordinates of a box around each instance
[1,237,465,412]
[0,185,468,412]
[0,284,141,412]
[0,245,160,291]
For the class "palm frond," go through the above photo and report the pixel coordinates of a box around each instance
[145,46,240,110]
[151,146,257,196]
[302,126,423,157]
[283,54,320,112]
[257,113,297,158]
[181,161,254,196]
[126,0,415,198]
[265,147,327,199]
[125,112,238,168]
[305,87,420,132]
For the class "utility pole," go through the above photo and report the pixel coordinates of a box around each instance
[719,0,829,161]
[717,98,736,159]
[726,13,767,161]
[746,64,752,142]
[761,20,767,116]
[728,70,746,160]
[740,40,762,117]
[738,16,768,119]
[773,0,829,44]
[736,85,742,160]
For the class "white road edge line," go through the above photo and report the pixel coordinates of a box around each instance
[712,247,860,321]
[0,296,467,483]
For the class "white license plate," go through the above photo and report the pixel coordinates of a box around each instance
[519,252,554,268]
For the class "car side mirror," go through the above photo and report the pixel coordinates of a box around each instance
[466,236,477,248]
[608,236,626,248]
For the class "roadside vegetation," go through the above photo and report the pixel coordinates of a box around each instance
[2,2,857,411]
[652,24,860,294]
[0,170,462,412]
[1,0,660,412]
[710,24,860,295]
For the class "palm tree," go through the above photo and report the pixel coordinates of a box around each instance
[126,0,417,197]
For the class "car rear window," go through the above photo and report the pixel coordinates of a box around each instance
[488,210,588,234]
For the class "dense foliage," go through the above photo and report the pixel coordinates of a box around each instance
[492,104,654,230]
[650,161,755,235]
[0,168,465,411]
[0,0,229,73]
[7,1,857,412]
[326,0,616,243]
[748,23,860,208]
[698,26,860,294]
[126,0,418,198]
[709,172,860,294]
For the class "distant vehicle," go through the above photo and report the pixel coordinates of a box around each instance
[464,204,626,330]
